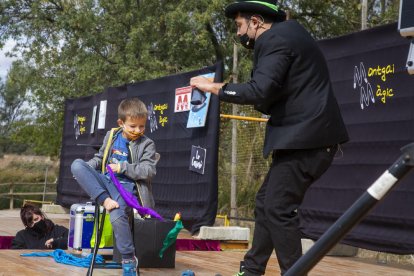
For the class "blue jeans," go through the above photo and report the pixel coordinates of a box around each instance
[71,159,135,259]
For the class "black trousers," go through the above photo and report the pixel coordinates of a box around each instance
[243,145,337,276]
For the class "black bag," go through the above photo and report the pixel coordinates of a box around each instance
[113,218,176,268]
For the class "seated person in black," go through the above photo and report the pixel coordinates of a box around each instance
[12,204,68,250]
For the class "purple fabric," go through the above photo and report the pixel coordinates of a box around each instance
[0,236,14,249]
[106,165,163,221]
[175,239,221,251]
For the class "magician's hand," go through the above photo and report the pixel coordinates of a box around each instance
[190,76,224,96]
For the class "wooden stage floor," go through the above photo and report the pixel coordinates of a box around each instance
[1,249,414,275]
[1,209,414,275]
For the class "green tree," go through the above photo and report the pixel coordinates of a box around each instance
[0,0,400,215]
[281,0,399,39]
[0,0,236,156]
[0,0,399,157]
[0,60,32,154]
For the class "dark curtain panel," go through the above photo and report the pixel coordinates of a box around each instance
[57,62,223,234]
[57,86,127,205]
[299,23,414,254]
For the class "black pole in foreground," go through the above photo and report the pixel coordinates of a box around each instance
[87,205,106,276]
[285,142,414,276]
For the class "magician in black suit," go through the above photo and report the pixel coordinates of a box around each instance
[190,1,349,275]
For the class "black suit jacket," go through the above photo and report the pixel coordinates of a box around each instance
[219,20,349,156]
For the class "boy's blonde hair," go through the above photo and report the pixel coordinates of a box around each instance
[118,98,148,121]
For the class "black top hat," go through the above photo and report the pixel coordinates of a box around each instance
[225,0,286,21]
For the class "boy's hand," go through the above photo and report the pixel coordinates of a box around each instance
[103,198,119,211]
[108,163,121,173]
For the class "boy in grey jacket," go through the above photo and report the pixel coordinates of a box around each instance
[71,97,157,276]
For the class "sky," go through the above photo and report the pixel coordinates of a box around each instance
[0,39,17,81]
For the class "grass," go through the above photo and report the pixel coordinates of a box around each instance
[0,154,59,210]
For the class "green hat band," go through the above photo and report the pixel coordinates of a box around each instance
[245,1,279,12]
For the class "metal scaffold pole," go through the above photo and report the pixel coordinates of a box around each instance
[230,42,239,220]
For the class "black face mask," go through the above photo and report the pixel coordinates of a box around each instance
[31,219,47,235]
[239,33,255,49]
[239,19,259,50]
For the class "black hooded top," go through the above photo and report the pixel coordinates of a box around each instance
[11,220,68,250]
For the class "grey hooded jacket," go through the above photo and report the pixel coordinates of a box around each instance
[87,127,157,208]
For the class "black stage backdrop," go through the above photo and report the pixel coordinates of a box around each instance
[57,62,223,234]
[299,23,414,254]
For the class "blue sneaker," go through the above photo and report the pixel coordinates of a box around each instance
[122,256,139,276]
[182,269,195,276]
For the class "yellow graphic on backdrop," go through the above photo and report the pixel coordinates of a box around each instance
[154,104,168,115]
[159,116,168,127]
[78,116,86,135]
[376,85,394,104]
[368,63,395,104]
[368,64,395,82]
